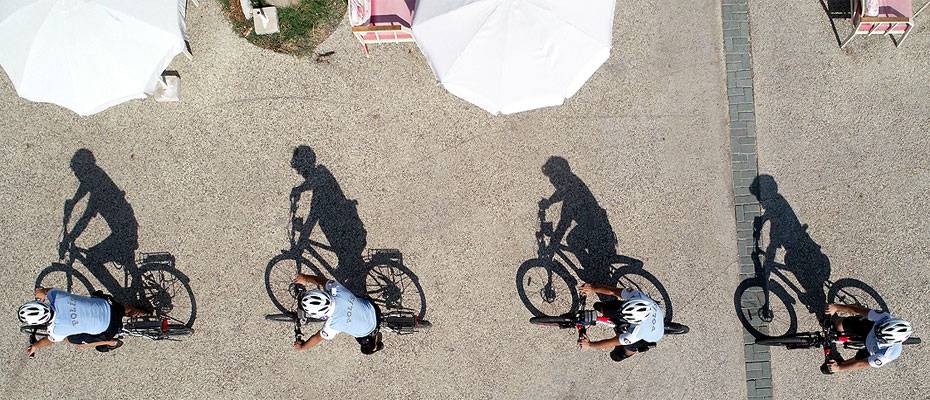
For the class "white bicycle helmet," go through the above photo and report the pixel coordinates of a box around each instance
[620,299,653,324]
[300,289,334,319]
[875,319,913,344]
[19,301,53,325]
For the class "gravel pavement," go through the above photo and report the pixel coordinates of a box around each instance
[1,1,926,399]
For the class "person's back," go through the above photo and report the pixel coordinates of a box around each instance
[46,289,111,342]
[320,280,378,339]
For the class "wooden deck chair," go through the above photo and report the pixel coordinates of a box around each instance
[841,0,914,48]
[350,0,416,56]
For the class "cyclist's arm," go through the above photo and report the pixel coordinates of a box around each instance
[295,273,328,288]
[586,336,620,350]
[34,287,50,301]
[66,203,96,243]
[294,332,323,351]
[26,337,54,356]
[826,303,870,317]
[580,284,621,298]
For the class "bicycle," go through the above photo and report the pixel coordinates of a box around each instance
[516,206,674,318]
[754,318,921,374]
[264,283,431,342]
[529,296,689,345]
[35,213,196,328]
[21,313,193,357]
[734,220,887,338]
[264,196,427,319]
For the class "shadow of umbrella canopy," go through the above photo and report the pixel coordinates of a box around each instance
[411,0,616,115]
[0,0,188,116]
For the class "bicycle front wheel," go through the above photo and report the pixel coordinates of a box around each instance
[529,316,574,328]
[755,334,816,348]
[516,259,578,317]
[264,253,321,315]
[734,277,797,338]
[35,263,95,295]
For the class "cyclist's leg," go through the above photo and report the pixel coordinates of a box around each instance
[356,331,383,355]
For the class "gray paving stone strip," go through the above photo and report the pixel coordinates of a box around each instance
[720,0,773,399]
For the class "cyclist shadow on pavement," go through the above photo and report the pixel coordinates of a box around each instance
[287,146,427,317]
[34,149,197,327]
[516,156,675,320]
[734,174,886,338]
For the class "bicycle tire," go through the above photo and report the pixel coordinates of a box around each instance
[264,252,322,315]
[516,258,578,317]
[612,266,674,323]
[265,313,297,322]
[138,265,197,328]
[365,258,427,320]
[734,277,798,338]
[755,334,817,348]
[827,278,889,313]
[665,322,690,335]
[529,316,574,328]
[35,263,96,295]
[416,319,432,332]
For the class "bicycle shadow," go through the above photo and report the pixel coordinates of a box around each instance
[270,145,428,318]
[34,149,197,327]
[516,156,675,321]
[734,174,887,338]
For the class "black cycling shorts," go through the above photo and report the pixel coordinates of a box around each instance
[841,316,875,360]
[67,302,124,345]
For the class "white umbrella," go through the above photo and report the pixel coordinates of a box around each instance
[412,0,616,115]
[0,0,188,116]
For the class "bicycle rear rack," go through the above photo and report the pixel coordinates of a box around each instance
[138,252,175,269]
[367,248,402,264]
[382,309,418,335]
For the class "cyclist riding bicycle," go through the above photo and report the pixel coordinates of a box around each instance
[291,273,383,355]
[823,303,913,373]
[577,283,665,362]
[289,146,367,275]
[20,287,145,356]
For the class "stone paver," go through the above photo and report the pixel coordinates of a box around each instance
[721,0,772,398]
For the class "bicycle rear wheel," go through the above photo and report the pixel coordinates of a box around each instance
[529,316,574,328]
[612,267,674,323]
[138,265,196,328]
[365,258,426,320]
[755,334,816,348]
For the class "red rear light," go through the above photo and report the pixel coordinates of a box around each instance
[838,336,849,343]
[161,318,169,333]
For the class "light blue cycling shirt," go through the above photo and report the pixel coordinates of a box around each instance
[319,281,377,339]
[617,289,665,345]
[865,310,903,368]
[46,289,111,342]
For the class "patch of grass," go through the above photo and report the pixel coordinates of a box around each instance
[220,0,346,57]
